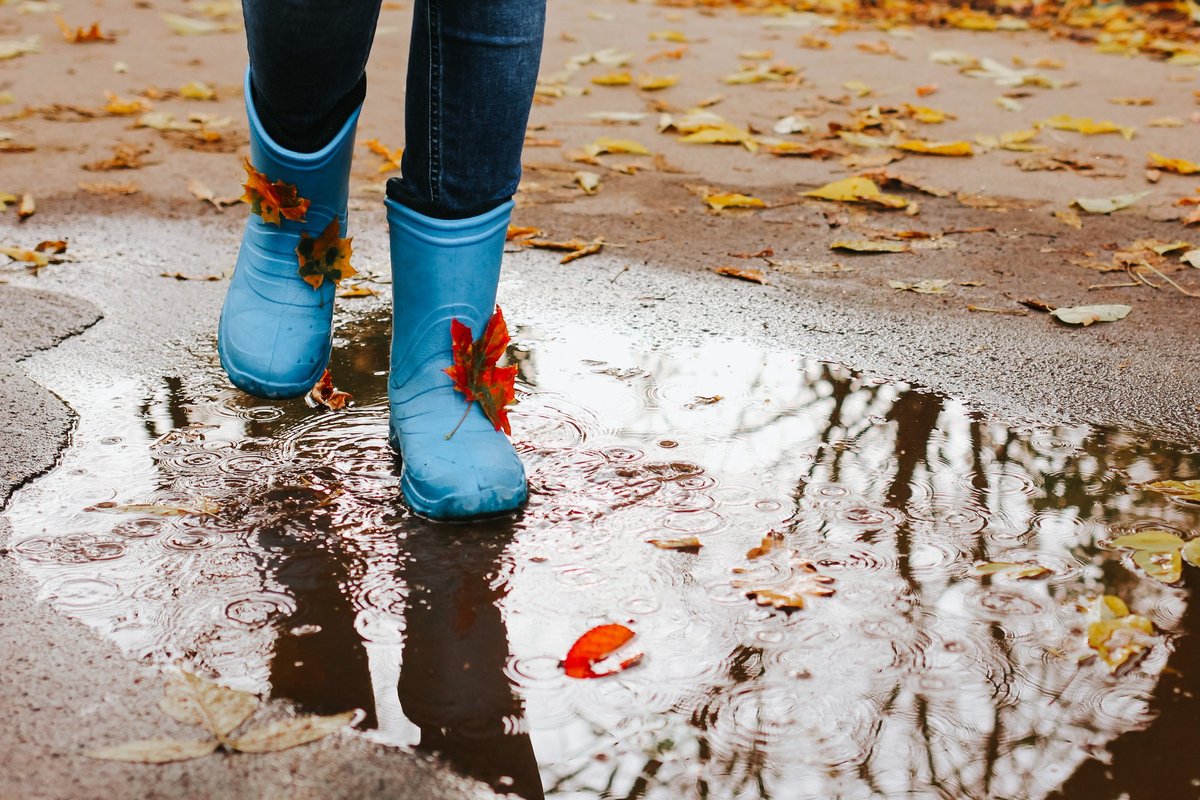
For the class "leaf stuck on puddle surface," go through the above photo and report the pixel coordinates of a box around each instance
[562,623,642,679]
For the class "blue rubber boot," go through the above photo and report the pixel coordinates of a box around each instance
[385,198,528,520]
[218,70,360,399]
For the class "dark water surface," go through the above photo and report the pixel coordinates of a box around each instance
[8,309,1200,799]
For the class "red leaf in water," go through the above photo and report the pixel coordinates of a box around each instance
[562,623,641,679]
[443,305,518,437]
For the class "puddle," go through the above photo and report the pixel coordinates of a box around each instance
[7,308,1200,799]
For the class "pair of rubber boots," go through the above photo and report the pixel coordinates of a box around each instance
[218,74,526,520]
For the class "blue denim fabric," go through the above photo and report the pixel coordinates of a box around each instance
[242,0,545,218]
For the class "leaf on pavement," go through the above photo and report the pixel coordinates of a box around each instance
[714,265,766,283]
[56,16,116,43]
[831,240,910,253]
[803,176,908,209]
[159,671,258,737]
[1040,114,1135,140]
[1147,152,1200,175]
[897,139,973,156]
[229,712,356,754]
[591,71,632,86]
[1072,191,1152,214]
[1049,304,1131,325]
[295,218,355,289]
[705,192,765,210]
[584,136,650,157]
[637,74,678,91]
[526,237,604,263]
[890,278,951,293]
[86,739,219,764]
[562,623,642,679]
[83,143,152,171]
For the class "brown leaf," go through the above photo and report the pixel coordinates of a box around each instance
[83,143,152,171]
[229,712,356,754]
[309,369,353,410]
[714,265,767,284]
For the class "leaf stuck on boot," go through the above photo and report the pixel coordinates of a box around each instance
[295,218,356,289]
[443,306,519,438]
[240,157,310,225]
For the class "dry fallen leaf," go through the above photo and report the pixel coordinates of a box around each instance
[897,139,973,156]
[803,176,907,209]
[1050,304,1131,325]
[1072,191,1152,214]
[1040,114,1135,140]
[17,193,34,221]
[526,237,604,264]
[704,192,766,210]
[83,143,152,171]
[646,535,703,551]
[562,623,642,679]
[584,136,650,157]
[831,240,910,253]
[56,16,116,43]
[1147,152,1200,175]
[713,265,767,283]
[890,278,951,294]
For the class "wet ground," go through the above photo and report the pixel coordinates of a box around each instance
[8,300,1200,799]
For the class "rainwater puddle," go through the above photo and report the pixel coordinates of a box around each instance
[7,309,1200,800]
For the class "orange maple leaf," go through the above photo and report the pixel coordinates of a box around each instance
[308,369,353,410]
[56,16,116,43]
[295,218,356,289]
[240,157,310,226]
[561,623,642,679]
[442,306,518,438]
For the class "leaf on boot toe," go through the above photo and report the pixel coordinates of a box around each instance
[241,157,310,225]
[296,218,356,289]
[444,306,519,436]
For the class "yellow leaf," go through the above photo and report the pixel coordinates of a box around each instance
[104,92,150,115]
[649,30,689,43]
[1110,529,1186,552]
[971,561,1052,579]
[584,136,650,157]
[904,104,953,124]
[843,79,872,97]
[1182,538,1200,567]
[1133,548,1182,584]
[679,123,757,151]
[830,240,910,253]
[1086,594,1156,673]
[1142,479,1200,502]
[704,192,766,210]
[179,80,216,100]
[637,74,678,91]
[1039,114,1135,140]
[946,9,998,30]
[803,176,908,209]
[1148,152,1200,175]
[590,71,631,86]
[897,139,973,156]
[295,218,356,289]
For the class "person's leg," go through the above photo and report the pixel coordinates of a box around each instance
[243,0,382,153]
[384,0,545,519]
[390,0,546,218]
[218,0,381,399]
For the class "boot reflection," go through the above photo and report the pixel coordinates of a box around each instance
[398,523,544,800]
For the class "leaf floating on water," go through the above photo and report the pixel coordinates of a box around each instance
[228,712,356,754]
[86,500,219,516]
[972,561,1052,579]
[646,535,703,551]
[1049,304,1131,326]
[1132,548,1182,584]
[734,561,835,611]
[159,671,258,736]
[1072,191,1152,214]
[308,369,353,411]
[1109,529,1186,552]
[1086,594,1156,673]
[86,739,219,764]
[1183,538,1200,567]
[1142,479,1200,503]
[562,623,642,679]
[745,531,785,560]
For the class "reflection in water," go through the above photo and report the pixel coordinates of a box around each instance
[7,308,1200,800]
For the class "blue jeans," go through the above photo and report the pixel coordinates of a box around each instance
[243,0,546,219]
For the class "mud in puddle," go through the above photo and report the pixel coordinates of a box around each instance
[7,308,1200,800]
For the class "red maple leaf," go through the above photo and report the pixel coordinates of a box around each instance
[443,305,518,438]
[561,623,642,679]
